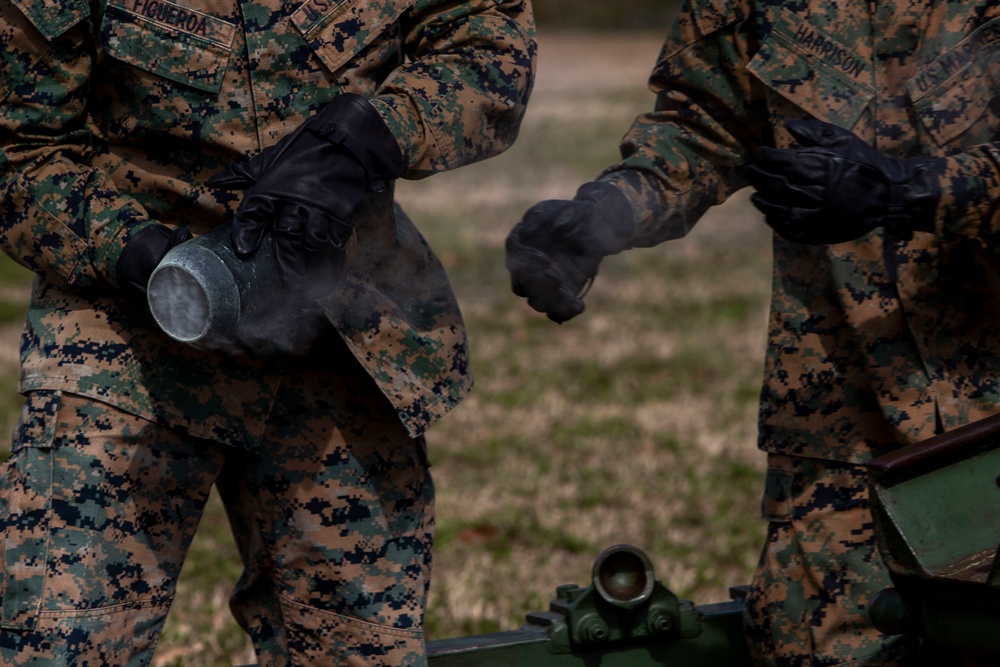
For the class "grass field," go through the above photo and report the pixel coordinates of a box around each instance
[0,31,774,666]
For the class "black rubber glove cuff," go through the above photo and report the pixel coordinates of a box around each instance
[306,94,405,191]
[573,180,637,256]
[505,180,636,323]
[882,156,943,239]
[116,224,193,298]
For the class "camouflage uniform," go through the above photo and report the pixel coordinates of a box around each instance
[0,0,535,662]
[592,1,1000,665]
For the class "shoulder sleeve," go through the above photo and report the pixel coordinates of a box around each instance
[369,0,537,177]
[936,148,1000,240]
[1,0,89,95]
[665,0,750,56]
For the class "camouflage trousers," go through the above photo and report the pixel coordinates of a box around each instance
[743,454,910,667]
[0,352,433,666]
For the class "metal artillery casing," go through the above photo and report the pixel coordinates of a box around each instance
[146,223,333,355]
[147,224,245,349]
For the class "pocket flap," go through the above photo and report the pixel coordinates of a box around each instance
[102,0,235,94]
[747,10,874,128]
[9,0,90,41]
[291,0,412,75]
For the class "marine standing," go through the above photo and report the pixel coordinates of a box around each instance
[506,2,1000,665]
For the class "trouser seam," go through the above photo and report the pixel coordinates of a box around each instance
[34,596,174,619]
[277,592,424,639]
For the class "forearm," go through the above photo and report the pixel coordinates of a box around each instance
[594,9,768,249]
[593,89,762,249]
[935,148,1000,240]
[600,121,747,250]
[370,0,536,177]
[0,144,157,289]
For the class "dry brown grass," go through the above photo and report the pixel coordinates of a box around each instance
[396,30,772,641]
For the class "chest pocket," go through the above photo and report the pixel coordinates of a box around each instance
[101,0,235,94]
[747,10,874,129]
[290,0,413,76]
[909,18,1000,148]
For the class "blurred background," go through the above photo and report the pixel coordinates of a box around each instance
[533,0,678,30]
[0,2,775,664]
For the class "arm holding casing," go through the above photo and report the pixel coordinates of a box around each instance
[0,1,165,292]
[206,94,405,284]
[205,0,537,284]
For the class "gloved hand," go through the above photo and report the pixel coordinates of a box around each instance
[206,93,404,283]
[116,224,193,298]
[745,119,945,244]
[505,181,635,323]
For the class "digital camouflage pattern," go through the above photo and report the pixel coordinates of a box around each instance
[586,1,1000,665]
[0,340,435,666]
[602,0,1000,465]
[0,0,534,663]
[0,0,537,440]
[743,455,910,667]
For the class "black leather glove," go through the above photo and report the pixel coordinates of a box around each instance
[116,224,192,298]
[206,93,404,283]
[506,181,635,323]
[745,119,945,244]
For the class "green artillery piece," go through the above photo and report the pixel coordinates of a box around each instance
[427,408,1000,667]
[868,412,1000,655]
[527,544,703,653]
[427,544,752,666]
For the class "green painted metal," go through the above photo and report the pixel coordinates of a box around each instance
[871,446,1000,580]
[427,599,750,667]
[426,545,753,667]
[868,412,1000,654]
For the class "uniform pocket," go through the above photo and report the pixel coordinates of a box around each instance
[909,18,1000,148]
[0,391,60,631]
[290,0,412,76]
[101,0,236,94]
[747,10,874,128]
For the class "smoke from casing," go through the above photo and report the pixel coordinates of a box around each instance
[147,224,342,356]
